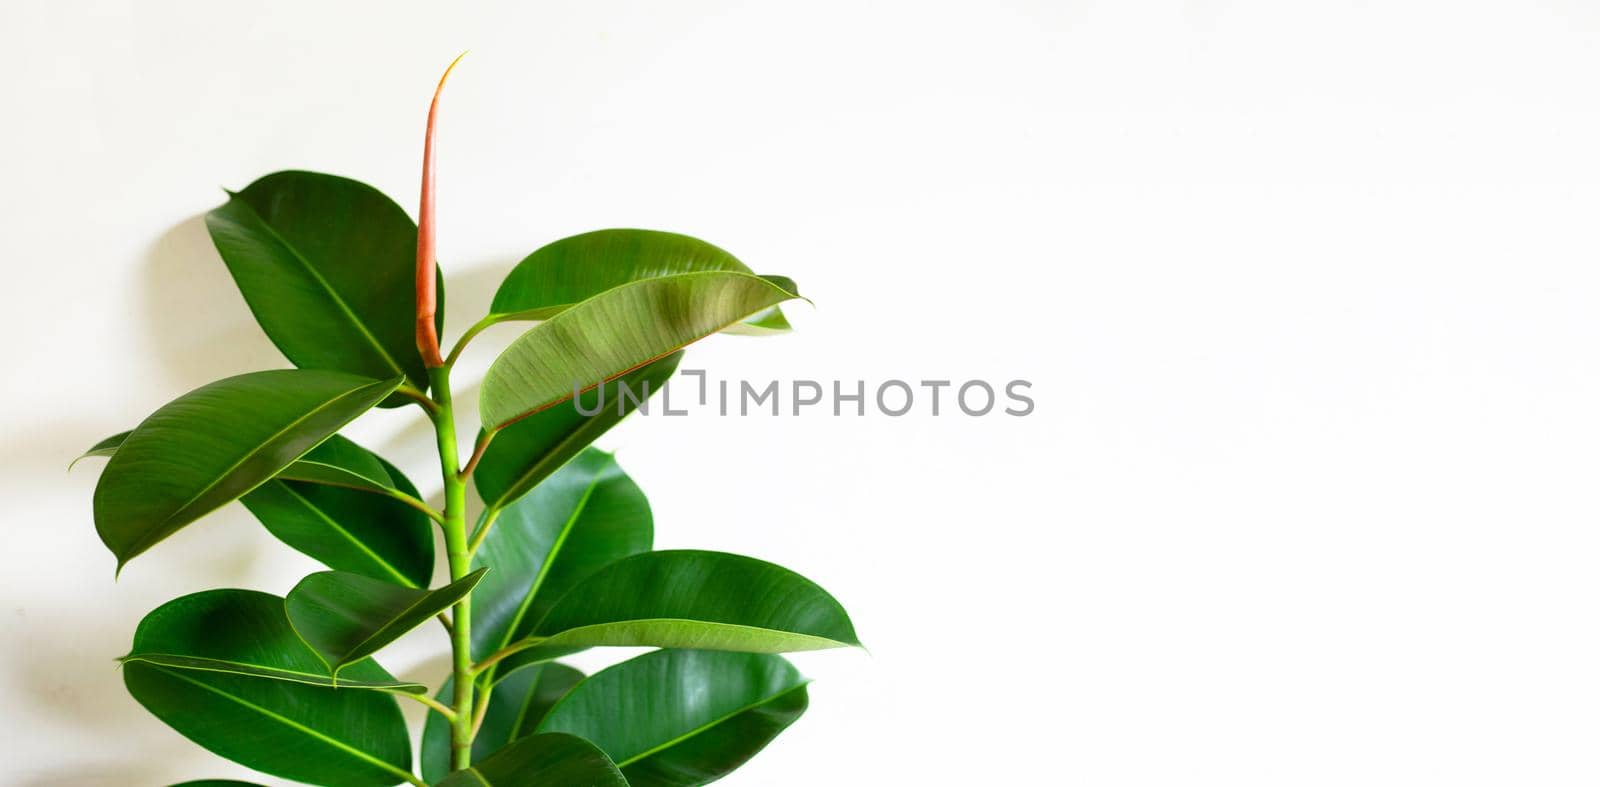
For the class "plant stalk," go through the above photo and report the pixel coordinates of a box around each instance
[428,365,476,770]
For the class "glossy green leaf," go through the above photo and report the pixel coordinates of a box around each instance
[435,732,626,787]
[273,433,402,495]
[122,589,422,692]
[170,781,268,787]
[126,662,413,787]
[489,228,790,332]
[243,440,433,588]
[539,650,808,786]
[420,663,585,783]
[205,170,442,399]
[286,569,486,678]
[475,353,681,511]
[471,450,652,668]
[78,430,432,585]
[498,551,857,674]
[78,431,400,497]
[479,272,801,430]
[92,370,400,570]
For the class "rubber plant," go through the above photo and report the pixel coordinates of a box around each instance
[76,56,858,786]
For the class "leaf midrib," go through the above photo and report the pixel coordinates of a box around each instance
[122,653,420,691]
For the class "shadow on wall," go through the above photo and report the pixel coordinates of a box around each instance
[17,215,522,785]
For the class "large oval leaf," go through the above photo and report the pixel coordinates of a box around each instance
[243,442,433,588]
[478,272,801,430]
[471,450,652,667]
[419,663,584,783]
[286,569,486,678]
[475,353,680,512]
[206,170,442,398]
[125,663,413,787]
[496,551,857,674]
[538,650,808,786]
[122,589,422,692]
[489,229,790,332]
[434,732,626,787]
[93,370,400,570]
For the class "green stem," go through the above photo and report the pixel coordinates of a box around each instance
[428,365,476,771]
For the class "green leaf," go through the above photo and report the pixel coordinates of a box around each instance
[272,433,403,495]
[497,551,857,674]
[286,569,486,678]
[206,170,442,400]
[78,431,402,497]
[70,430,130,469]
[122,589,422,692]
[479,272,801,430]
[77,431,432,585]
[471,450,653,669]
[420,663,585,783]
[538,650,808,786]
[92,370,400,570]
[125,662,413,787]
[435,732,626,787]
[243,439,434,588]
[475,353,681,511]
[489,228,790,332]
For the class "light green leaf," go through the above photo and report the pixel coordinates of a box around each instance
[539,650,808,786]
[420,663,585,784]
[471,450,652,671]
[92,370,400,570]
[489,228,790,332]
[479,272,801,430]
[205,170,442,399]
[495,551,857,676]
[474,353,681,511]
[286,569,486,678]
[434,732,626,787]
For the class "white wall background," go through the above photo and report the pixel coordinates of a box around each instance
[7,0,1600,784]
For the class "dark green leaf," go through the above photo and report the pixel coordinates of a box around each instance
[489,228,790,332]
[92,370,400,570]
[78,431,401,497]
[126,662,413,787]
[243,439,433,588]
[122,589,422,692]
[170,781,268,786]
[479,272,801,430]
[420,663,584,783]
[539,650,808,786]
[434,732,626,787]
[205,170,442,400]
[286,569,486,677]
[471,450,652,669]
[475,353,681,511]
